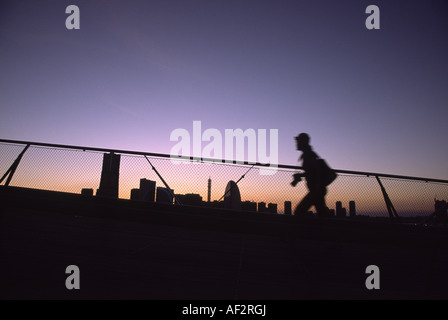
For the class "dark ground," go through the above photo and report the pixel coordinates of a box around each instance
[1,186,447,300]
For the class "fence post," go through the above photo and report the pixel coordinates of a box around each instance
[375,176,399,221]
[0,144,30,187]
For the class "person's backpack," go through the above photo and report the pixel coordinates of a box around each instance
[317,158,337,186]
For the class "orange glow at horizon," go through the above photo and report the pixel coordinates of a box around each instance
[1,145,446,217]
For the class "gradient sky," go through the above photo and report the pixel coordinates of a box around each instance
[1,0,448,180]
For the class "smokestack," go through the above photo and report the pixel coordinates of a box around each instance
[207,176,211,203]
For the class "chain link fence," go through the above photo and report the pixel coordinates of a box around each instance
[1,140,448,220]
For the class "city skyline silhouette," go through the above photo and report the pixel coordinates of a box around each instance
[1,138,446,219]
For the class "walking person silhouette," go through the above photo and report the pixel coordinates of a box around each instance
[291,133,330,217]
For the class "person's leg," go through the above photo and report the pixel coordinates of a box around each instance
[294,192,313,215]
[314,187,328,217]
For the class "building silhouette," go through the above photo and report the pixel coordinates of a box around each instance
[284,201,292,215]
[241,201,257,212]
[157,187,174,204]
[223,181,241,210]
[97,152,120,198]
[130,188,140,200]
[123,176,303,218]
[336,201,347,218]
[268,203,277,214]
[177,193,203,206]
[140,178,156,202]
[81,188,93,197]
[349,201,356,218]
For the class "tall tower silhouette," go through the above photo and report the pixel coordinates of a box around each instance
[97,152,120,198]
[207,176,211,203]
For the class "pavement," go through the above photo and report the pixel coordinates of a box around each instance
[1,186,447,300]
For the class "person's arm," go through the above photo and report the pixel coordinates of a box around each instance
[291,172,303,187]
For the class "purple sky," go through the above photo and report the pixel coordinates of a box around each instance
[1,0,448,179]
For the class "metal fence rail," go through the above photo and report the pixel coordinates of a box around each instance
[1,139,447,220]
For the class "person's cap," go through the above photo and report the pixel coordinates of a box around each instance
[295,133,310,144]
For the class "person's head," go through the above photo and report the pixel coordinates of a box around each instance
[295,133,310,151]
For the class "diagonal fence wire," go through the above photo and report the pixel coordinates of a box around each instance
[0,140,447,219]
